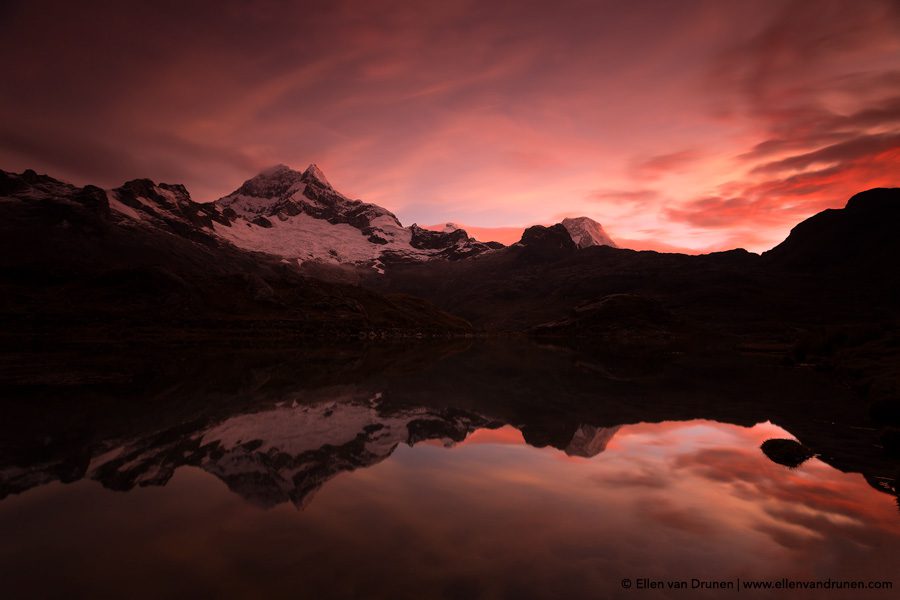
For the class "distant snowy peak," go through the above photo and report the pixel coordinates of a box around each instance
[561,216,618,249]
[441,222,462,233]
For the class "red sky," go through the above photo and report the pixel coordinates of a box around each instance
[1,0,898,252]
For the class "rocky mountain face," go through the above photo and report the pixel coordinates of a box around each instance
[515,223,579,262]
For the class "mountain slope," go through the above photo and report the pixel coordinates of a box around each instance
[0,169,471,341]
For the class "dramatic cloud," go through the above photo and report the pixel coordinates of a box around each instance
[1,0,898,252]
[751,133,900,175]
[663,0,900,249]
[630,150,703,179]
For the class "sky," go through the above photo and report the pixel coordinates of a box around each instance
[1,0,898,252]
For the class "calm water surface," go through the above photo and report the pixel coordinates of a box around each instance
[1,343,897,598]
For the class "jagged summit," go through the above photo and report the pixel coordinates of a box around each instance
[301,163,332,188]
[560,216,618,249]
[253,163,330,185]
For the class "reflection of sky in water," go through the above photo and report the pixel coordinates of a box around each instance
[1,420,898,599]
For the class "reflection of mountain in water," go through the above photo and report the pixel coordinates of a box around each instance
[1,341,897,509]
[565,425,621,458]
[5,398,495,509]
[199,402,493,508]
[4,395,620,508]
[0,399,626,508]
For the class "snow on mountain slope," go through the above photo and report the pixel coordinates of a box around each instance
[561,216,618,249]
[105,177,230,241]
[214,213,390,266]
[93,163,503,272]
[213,164,501,271]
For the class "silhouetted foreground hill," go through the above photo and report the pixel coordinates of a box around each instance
[763,188,900,273]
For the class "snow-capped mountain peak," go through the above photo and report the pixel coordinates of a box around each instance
[560,216,618,249]
[301,163,332,189]
[210,164,502,270]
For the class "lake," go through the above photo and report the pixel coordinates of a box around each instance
[1,341,897,598]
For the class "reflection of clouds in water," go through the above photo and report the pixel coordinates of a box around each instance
[1,419,898,598]
[605,421,900,584]
[635,496,716,534]
[337,420,900,593]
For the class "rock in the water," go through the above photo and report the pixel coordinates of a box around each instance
[761,438,815,468]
